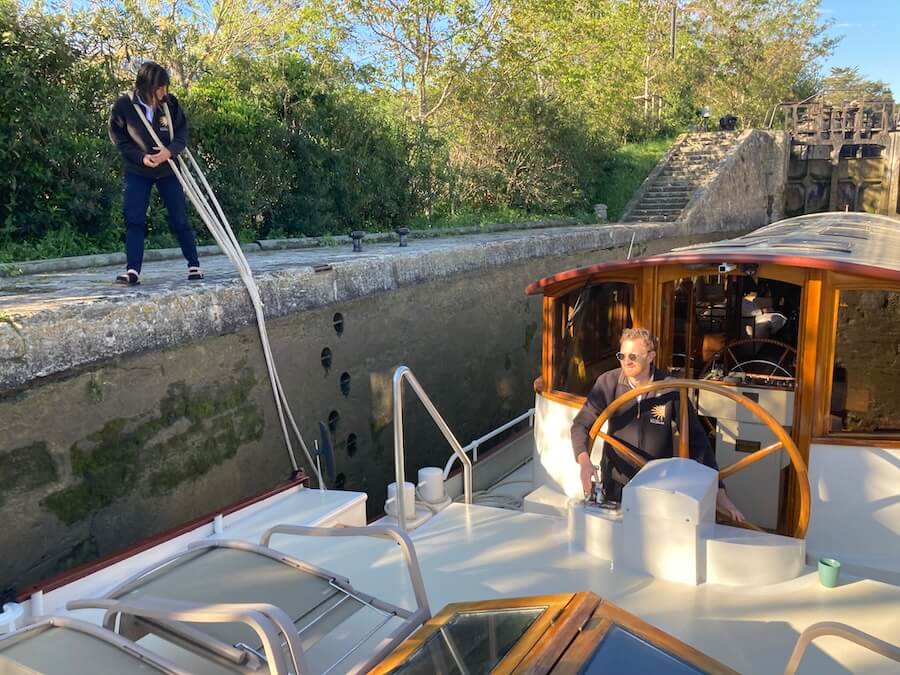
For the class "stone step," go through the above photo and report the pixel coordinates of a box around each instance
[645,186,695,194]
[623,214,679,223]
[674,157,725,166]
[652,182,699,189]
[639,190,692,200]
[673,156,724,164]
[661,169,709,177]
[680,147,732,155]
[665,160,712,167]
[640,191,692,200]
[630,208,683,217]
[636,199,690,209]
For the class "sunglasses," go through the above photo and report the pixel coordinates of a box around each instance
[616,352,649,362]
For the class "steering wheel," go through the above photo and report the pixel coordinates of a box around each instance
[700,337,797,382]
[586,379,810,538]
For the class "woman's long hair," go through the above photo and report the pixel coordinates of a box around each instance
[134,62,170,105]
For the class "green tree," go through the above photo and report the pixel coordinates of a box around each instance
[821,66,893,103]
[685,0,835,127]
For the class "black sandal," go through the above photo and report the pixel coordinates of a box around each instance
[115,269,140,286]
[187,266,204,281]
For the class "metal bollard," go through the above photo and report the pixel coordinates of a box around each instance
[350,230,365,252]
[396,227,410,247]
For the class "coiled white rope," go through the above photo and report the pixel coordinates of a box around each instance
[132,101,321,485]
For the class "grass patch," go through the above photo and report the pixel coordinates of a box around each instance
[594,136,675,221]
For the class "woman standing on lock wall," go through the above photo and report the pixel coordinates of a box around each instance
[108,61,202,286]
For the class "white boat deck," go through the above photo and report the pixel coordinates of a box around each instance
[26,478,899,674]
[257,496,899,675]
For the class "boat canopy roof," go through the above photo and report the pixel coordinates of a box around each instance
[526,212,900,295]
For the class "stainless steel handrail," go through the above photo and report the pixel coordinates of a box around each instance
[784,621,900,675]
[443,408,535,479]
[392,366,472,530]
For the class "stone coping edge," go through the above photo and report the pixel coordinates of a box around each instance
[0,220,744,391]
[0,217,589,277]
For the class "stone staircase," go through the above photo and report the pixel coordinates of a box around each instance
[621,132,742,223]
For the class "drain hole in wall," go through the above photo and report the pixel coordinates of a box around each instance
[333,313,344,336]
[327,410,340,433]
[339,372,351,397]
[320,347,332,373]
[346,433,358,457]
[335,473,346,489]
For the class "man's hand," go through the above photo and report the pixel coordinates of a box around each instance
[716,488,745,522]
[577,452,599,498]
[142,154,156,167]
[147,146,172,166]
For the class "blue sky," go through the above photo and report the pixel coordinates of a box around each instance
[820,0,898,95]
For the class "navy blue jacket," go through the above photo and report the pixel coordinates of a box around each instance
[108,92,188,178]
[571,368,718,492]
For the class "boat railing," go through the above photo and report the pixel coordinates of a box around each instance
[784,621,900,675]
[442,408,535,479]
[392,366,473,530]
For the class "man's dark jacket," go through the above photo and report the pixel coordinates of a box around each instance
[571,367,718,498]
[108,92,188,179]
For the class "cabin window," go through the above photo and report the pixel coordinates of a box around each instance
[830,289,900,434]
[663,275,800,389]
[552,282,634,396]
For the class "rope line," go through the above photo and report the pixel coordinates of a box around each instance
[131,102,320,484]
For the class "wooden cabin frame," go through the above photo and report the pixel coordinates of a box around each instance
[527,213,900,536]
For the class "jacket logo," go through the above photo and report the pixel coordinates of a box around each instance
[650,403,667,425]
[159,115,168,128]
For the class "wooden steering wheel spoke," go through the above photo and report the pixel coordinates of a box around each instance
[586,379,810,538]
[719,440,783,480]
[594,431,647,469]
[678,388,690,458]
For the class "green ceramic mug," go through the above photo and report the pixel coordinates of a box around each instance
[818,558,841,588]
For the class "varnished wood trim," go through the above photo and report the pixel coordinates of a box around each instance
[655,263,806,286]
[370,594,574,674]
[541,272,644,299]
[542,296,553,390]
[719,440,783,479]
[678,388,690,459]
[812,436,900,449]
[516,593,601,675]
[526,253,900,296]
[540,390,587,409]
[784,272,823,535]
[549,616,613,674]
[594,430,647,469]
[829,275,900,290]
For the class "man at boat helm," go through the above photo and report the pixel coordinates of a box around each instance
[571,327,745,521]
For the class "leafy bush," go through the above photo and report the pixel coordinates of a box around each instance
[0,5,120,247]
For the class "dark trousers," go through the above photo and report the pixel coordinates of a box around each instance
[123,172,199,273]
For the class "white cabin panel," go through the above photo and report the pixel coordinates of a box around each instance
[533,394,601,498]
[806,442,900,583]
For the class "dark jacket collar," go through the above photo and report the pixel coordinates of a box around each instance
[616,366,666,388]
